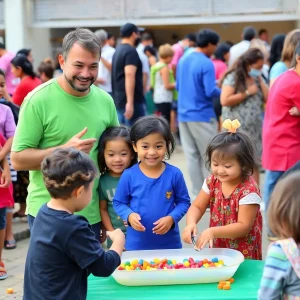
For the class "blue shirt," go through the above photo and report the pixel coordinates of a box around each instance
[269,61,288,80]
[176,51,221,122]
[113,163,190,250]
[24,204,120,300]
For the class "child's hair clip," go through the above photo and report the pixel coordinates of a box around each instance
[222,119,241,133]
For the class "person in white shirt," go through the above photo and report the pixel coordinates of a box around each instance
[258,28,271,52]
[136,33,153,54]
[228,26,257,67]
[136,33,153,94]
[94,29,115,95]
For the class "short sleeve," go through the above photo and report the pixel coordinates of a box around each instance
[12,98,43,152]
[239,193,261,205]
[4,106,16,138]
[202,179,210,194]
[66,219,106,269]
[98,180,106,201]
[108,97,119,127]
[0,57,9,73]
[205,174,215,195]
[222,73,235,87]
[269,62,287,80]
[106,48,115,63]
[170,45,183,67]
[139,52,150,74]
[125,49,140,67]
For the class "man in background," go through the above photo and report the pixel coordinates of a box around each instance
[95,29,115,96]
[228,26,257,67]
[111,23,145,125]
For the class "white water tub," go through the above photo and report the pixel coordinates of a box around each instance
[112,248,244,286]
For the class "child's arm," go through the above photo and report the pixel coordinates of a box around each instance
[182,189,211,244]
[0,137,13,162]
[161,66,176,90]
[0,157,11,188]
[100,200,115,232]
[106,229,125,257]
[68,222,124,278]
[153,171,190,235]
[88,229,125,277]
[196,203,259,249]
[259,76,269,103]
[113,172,145,232]
[258,243,289,300]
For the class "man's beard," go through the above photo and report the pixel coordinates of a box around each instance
[64,74,95,92]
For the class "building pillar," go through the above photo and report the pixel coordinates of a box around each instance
[4,0,51,68]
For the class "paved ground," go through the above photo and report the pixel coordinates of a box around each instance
[0,146,269,299]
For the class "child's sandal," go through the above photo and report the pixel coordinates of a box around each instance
[0,261,8,280]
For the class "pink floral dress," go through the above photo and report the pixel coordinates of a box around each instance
[205,174,262,260]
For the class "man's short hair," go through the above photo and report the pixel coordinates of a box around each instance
[62,28,101,59]
[259,29,267,36]
[243,26,257,41]
[196,29,219,48]
[94,29,108,45]
[141,33,153,42]
[185,33,197,44]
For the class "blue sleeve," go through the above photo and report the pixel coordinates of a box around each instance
[202,61,221,98]
[258,243,289,300]
[113,171,134,221]
[269,62,287,80]
[168,170,191,223]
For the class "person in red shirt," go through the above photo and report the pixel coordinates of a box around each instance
[10,54,41,107]
[262,41,300,239]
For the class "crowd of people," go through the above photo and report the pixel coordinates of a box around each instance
[0,22,299,299]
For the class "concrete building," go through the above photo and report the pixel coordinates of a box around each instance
[1,0,300,67]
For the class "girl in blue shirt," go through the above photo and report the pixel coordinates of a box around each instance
[113,116,190,250]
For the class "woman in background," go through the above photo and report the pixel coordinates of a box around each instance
[221,48,269,185]
[269,34,286,70]
[269,29,300,87]
[9,54,41,107]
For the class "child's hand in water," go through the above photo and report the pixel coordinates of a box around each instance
[128,213,146,231]
[152,216,174,234]
[196,228,214,250]
[182,224,198,244]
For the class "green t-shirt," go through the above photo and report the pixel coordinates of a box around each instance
[99,172,127,233]
[12,78,119,224]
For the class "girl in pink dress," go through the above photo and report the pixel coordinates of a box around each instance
[182,119,262,260]
[0,133,13,280]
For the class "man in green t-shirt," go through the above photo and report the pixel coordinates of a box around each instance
[11,28,119,240]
